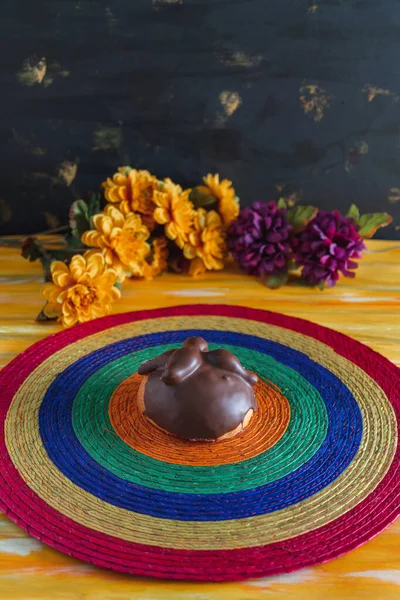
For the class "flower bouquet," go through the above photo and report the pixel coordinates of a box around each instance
[21,167,392,328]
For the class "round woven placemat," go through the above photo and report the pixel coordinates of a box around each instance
[0,305,399,581]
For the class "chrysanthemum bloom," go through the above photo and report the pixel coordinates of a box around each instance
[293,210,366,287]
[184,209,227,275]
[227,201,292,276]
[197,173,239,227]
[42,253,120,328]
[153,178,194,248]
[102,167,158,230]
[141,236,169,280]
[82,205,151,280]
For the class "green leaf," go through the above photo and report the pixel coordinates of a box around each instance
[189,188,218,210]
[88,193,101,218]
[68,195,101,241]
[42,259,53,282]
[21,237,48,262]
[21,237,52,280]
[287,259,299,272]
[21,237,77,280]
[277,198,287,210]
[69,199,90,241]
[286,205,318,234]
[296,277,326,290]
[358,212,393,239]
[261,271,289,289]
[64,231,85,250]
[346,204,360,222]
[50,249,77,261]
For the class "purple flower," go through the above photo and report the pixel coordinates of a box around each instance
[227,201,292,276]
[293,210,366,287]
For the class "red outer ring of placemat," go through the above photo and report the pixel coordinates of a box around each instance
[0,305,399,581]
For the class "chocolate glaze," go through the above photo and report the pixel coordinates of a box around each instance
[138,337,258,441]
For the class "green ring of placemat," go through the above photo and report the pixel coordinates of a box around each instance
[72,343,328,493]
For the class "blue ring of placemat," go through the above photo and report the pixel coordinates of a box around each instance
[73,340,326,489]
[39,329,362,521]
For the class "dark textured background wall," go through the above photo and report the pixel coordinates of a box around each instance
[1,0,399,237]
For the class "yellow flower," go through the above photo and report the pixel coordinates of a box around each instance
[198,173,239,226]
[188,257,207,277]
[142,236,169,280]
[102,167,158,230]
[42,253,120,328]
[184,209,227,273]
[153,179,194,248]
[82,204,151,280]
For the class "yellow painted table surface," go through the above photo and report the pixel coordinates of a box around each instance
[0,239,399,600]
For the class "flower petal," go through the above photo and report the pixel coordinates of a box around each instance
[54,271,74,288]
[43,283,57,300]
[92,214,105,231]
[207,210,222,228]
[43,302,61,319]
[86,252,105,278]
[96,270,117,289]
[82,230,101,248]
[61,312,78,328]
[154,207,169,225]
[189,257,206,277]
[50,261,68,277]
[70,255,86,280]
[165,222,178,241]
[110,286,121,300]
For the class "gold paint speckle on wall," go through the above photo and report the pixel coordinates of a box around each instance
[219,91,242,116]
[43,213,61,230]
[215,48,264,69]
[17,58,70,88]
[388,188,400,204]
[12,130,47,157]
[299,82,333,122]
[153,0,183,7]
[216,91,242,125]
[17,57,47,86]
[50,62,70,78]
[362,85,397,103]
[58,162,78,186]
[92,127,122,151]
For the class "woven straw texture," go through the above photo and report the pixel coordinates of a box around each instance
[0,305,399,581]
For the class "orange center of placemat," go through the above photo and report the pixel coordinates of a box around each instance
[109,373,290,466]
